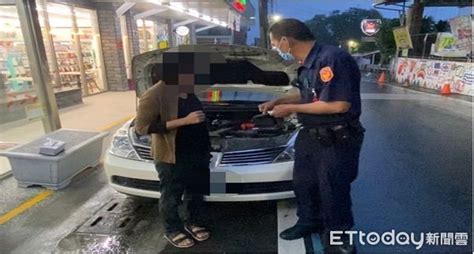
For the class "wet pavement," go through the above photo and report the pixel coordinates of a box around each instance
[0,79,472,253]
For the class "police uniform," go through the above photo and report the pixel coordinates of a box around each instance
[293,43,365,234]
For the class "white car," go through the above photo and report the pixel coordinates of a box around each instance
[104,44,300,202]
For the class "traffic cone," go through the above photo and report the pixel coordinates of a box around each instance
[377,71,386,85]
[440,83,451,95]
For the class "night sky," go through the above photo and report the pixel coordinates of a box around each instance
[246,0,472,45]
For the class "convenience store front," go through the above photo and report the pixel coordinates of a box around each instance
[0,0,255,127]
[0,1,106,125]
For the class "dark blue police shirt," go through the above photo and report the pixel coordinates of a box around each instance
[296,43,361,127]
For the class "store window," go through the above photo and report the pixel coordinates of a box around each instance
[156,22,170,49]
[75,7,107,95]
[37,2,106,96]
[43,3,80,92]
[138,19,158,53]
[0,2,108,130]
[0,5,46,160]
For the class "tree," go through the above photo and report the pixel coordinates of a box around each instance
[304,7,452,62]
[305,15,336,45]
[375,18,399,64]
[305,8,383,52]
[435,20,450,32]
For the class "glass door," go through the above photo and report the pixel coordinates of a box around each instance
[75,7,106,95]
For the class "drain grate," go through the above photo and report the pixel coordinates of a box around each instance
[57,197,158,252]
[75,197,154,235]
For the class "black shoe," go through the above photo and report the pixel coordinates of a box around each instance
[279,224,320,240]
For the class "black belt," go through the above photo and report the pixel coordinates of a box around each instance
[301,121,365,146]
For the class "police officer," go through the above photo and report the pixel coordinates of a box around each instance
[259,19,365,253]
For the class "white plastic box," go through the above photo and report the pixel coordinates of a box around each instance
[0,129,108,190]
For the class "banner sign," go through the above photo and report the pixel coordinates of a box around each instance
[431,32,467,57]
[227,11,241,32]
[393,26,413,49]
[449,15,472,53]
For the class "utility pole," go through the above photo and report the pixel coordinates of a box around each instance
[258,0,269,49]
[407,0,424,56]
[407,0,424,35]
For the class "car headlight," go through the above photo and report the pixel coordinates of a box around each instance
[273,143,295,163]
[109,128,140,160]
[273,132,298,163]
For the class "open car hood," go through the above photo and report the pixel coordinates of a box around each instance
[132,44,299,97]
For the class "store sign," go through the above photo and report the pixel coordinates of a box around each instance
[232,0,247,13]
[431,32,468,57]
[393,26,413,49]
[449,15,472,53]
[361,19,381,36]
[228,11,241,32]
[175,26,190,37]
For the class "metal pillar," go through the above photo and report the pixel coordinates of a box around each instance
[70,5,88,96]
[166,19,175,47]
[15,0,61,132]
[190,23,196,44]
[151,21,158,49]
[230,28,235,45]
[141,19,149,51]
[38,0,61,91]
[0,70,5,101]
[258,0,269,49]
[120,15,132,79]
[92,10,108,91]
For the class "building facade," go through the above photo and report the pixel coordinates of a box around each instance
[0,0,254,130]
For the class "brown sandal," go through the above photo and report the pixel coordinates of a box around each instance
[184,224,211,242]
[164,231,195,248]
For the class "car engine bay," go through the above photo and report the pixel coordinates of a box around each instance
[205,108,298,152]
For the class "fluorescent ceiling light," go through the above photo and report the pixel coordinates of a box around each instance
[201,14,211,21]
[188,9,200,18]
[150,3,232,30]
[169,2,185,12]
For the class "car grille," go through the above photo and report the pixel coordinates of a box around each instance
[133,143,286,166]
[111,176,293,195]
[219,146,286,166]
[112,176,160,191]
[133,144,153,161]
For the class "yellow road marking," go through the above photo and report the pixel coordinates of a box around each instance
[98,115,134,132]
[0,115,135,225]
[0,190,53,225]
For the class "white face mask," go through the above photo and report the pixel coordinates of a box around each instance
[273,38,295,61]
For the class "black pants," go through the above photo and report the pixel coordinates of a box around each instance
[293,127,364,231]
[155,157,210,234]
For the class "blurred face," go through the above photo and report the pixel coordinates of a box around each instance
[178,74,195,94]
[269,33,290,54]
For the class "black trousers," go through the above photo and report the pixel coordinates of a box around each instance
[293,127,364,231]
[155,157,210,234]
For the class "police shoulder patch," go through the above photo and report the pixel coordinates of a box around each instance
[319,66,334,83]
